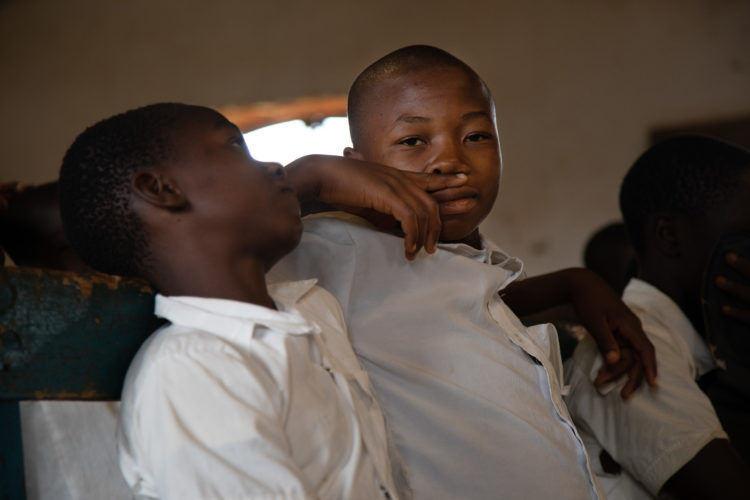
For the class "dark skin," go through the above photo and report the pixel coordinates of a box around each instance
[662,439,748,500]
[341,65,656,395]
[131,107,302,308]
[130,106,466,308]
[284,154,468,260]
[716,252,750,323]
[635,173,750,498]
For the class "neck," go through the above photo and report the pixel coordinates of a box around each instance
[444,229,482,249]
[153,257,276,310]
[460,230,482,249]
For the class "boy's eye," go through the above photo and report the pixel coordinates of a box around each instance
[465,132,491,143]
[398,137,426,147]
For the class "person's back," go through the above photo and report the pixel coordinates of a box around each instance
[272,45,614,499]
[564,135,750,499]
[58,103,408,499]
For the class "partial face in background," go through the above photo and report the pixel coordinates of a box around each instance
[683,169,750,299]
[348,66,501,246]
[164,106,302,268]
[0,184,91,272]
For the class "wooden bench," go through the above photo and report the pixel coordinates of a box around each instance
[0,267,161,500]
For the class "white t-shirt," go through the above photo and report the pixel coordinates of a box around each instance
[564,278,727,498]
[270,213,602,500]
[118,279,406,500]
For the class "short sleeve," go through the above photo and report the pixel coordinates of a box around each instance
[118,343,313,500]
[564,331,727,495]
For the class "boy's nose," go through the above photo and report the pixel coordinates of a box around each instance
[426,141,467,175]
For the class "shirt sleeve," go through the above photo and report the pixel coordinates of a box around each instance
[564,328,727,495]
[120,344,314,500]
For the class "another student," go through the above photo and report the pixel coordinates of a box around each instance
[272,45,655,499]
[0,181,89,271]
[58,102,459,499]
[583,221,637,296]
[564,136,750,499]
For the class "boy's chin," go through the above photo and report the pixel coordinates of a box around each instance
[265,223,303,267]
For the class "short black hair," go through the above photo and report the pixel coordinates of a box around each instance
[620,135,750,256]
[347,45,491,149]
[59,103,190,277]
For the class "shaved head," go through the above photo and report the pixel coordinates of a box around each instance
[347,45,492,149]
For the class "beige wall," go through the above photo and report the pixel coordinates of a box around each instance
[2,0,749,274]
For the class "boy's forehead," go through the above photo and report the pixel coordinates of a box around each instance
[167,106,240,148]
[179,105,237,131]
[366,66,493,114]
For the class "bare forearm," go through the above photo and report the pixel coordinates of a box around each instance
[284,154,330,202]
[502,268,582,316]
[661,439,749,499]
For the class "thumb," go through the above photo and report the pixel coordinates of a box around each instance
[589,318,621,365]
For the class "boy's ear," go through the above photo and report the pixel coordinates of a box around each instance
[343,147,364,160]
[652,213,682,258]
[132,169,189,210]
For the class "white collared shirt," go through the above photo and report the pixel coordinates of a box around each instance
[118,279,404,500]
[564,278,727,498]
[269,213,602,500]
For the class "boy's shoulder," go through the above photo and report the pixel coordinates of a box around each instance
[272,211,407,277]
[270,279,348,337]
[302,211,385,244]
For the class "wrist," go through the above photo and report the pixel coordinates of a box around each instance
[285,154,328,202]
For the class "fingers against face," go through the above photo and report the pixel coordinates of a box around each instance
[404,171,467,254]
[388,171,468,258]
[715,252,750,324]
[716,253,750,302]
[380,171,441,259]
[726,252,750,279]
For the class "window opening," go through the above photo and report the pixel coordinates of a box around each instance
[243,116,351,166]
[220,95,351,166]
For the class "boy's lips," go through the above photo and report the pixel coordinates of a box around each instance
[276,182,301,214]
[432,186,479,215]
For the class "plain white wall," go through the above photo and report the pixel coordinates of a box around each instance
[1,0,749,274]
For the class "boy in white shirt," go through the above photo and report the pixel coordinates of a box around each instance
[57,102,462,499]
[271,45,657,499]
[564,135,750,499]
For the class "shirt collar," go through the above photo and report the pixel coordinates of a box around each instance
[309,211,525,278]
[439,235,525,279]
[624,278,714,375]
[154,279,320,339]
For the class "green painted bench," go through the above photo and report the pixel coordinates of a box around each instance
[0,266,161,500]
